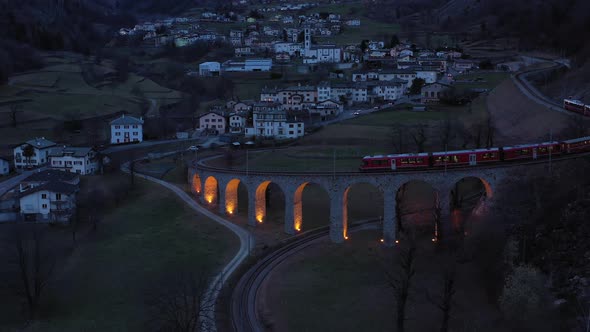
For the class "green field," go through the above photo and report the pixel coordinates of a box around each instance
[0,54,183,121]
[5,179,238,331]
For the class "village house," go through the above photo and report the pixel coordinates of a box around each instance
[273,42,303,56]
[230,29,244,46]
[229,113,247,134]
[413,66,439,83]
[0,157,9,175]
[110,114,144,144]
[49,147,98,175]
[16,170,80,223]
[378,69,417,90]
[318,82,369,104]
[308,100,343,121]
[453,59,477,72]
[198,112,226,134]
[199,61,221,76]
[302,28,342,64]
[222,58,273,72]
[245,103,304,140]
[421,82,453,103]
[13,137,58,170]
[234,46,254,57]
[345,19,361,26]
[233,102,253,113]
[369,81,406,101]
[19,181,78,223]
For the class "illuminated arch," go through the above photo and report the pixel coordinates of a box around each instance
[293,182,330,232]
[192,173,202,195]
[225,179,241,215]
[396,180,437,240]
[204,176,218,205]
[254,181,286,224]
[343,182,384,240]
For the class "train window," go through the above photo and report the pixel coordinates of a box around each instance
[408,158,416,164]
[401,158,408,164]
[416,158,424,163]
[520,149,530,155]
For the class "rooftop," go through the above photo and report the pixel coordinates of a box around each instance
[24,169,79,183]
[49,147,95,158]
[22,137,57,149]
[20,181,78,198]
[110,114,144,126]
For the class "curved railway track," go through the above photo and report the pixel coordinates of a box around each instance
[231,220,380,332]
[512,60,568,112]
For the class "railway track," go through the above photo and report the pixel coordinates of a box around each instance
[231,220,380,332]
[512,61,568,112]
[195,149,590,177]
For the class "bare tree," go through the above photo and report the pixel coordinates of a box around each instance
[426,267,457,332]
[129,160,136,187]
[145,271,216,332]
[411,124,428,152]
[471,123,484,148]
[455,122,473,149]
[439,117,454,150]
[22,144,35,168]
[10,225,56,320]
[9,104,22,128]
[383,241,416,332]
[485,117,495,148]
[390,123,407,153]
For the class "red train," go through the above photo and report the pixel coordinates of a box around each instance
[564,99,590,116]
[360,136,590,171]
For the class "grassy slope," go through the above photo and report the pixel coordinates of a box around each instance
[24,179,238,332]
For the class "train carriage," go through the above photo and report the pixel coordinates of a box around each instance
[564,99,586,115]
[563,136,590,153]
[431,148,500,167]
[360,153,429,171]
[502,141,560,161]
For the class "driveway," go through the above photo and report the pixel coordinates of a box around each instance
[0,167,45,197]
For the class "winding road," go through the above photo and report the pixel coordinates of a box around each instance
[121,162,252,332]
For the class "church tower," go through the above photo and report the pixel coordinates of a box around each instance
[304,28,311,50]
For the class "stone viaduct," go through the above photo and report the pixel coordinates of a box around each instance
[187,158,528,246]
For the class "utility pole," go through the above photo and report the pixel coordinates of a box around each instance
[549,128,553,175]
[333,149,336,180]
[444,143,448,174]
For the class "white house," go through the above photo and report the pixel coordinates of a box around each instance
[199,112,226,133]
[13,137,57,169]
[0,157,9,175]
[245,103,304,140]
[49,147,98,175]
[370,81,405,101]
[273,42,303,56]
[110,114,144,144]
[199,62,221,76]
[19,181,78,223]
[229,113,247,133]
[413,67,439,84]
[318,82,368,104]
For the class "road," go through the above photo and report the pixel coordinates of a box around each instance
[231,221,380,332]
[121,162,251,332]
[512,60,572,115]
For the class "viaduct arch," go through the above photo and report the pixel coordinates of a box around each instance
[188,162,516,246]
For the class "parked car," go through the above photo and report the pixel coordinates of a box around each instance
[187,146,198,151]
[353,111,361,116]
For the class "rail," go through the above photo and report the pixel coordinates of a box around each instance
[231,219,380,332]
[194,149,590,177]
